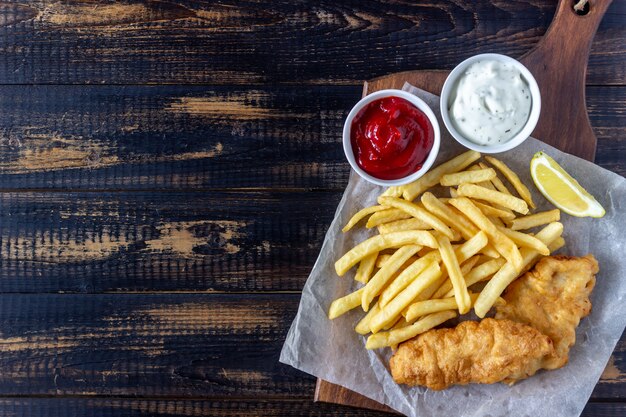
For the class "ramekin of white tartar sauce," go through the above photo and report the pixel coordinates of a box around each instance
[440,53,541,153]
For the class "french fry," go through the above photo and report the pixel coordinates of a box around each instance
[366,208,411,228]
[355,252,377,284]
[379,251,441,307]
[361,245,423,311]
[467,173,516,216]
[375,253,392,269]
[485,156,536,209]
[432,255,484,299]
[414,273,448,302]
[471,163,517,217]
[379,196,458,240]
[509,209,561,230]
[402,151,481,201]
[335,231,436,276]
[473,200,516,220]
[457,183,529,214]
[490,174,513,195]
[474,222,563,317]
[496,225,550,255]
[468,164,496,190]
[436,234,471,314]
[381,186,403,198]
[440,168,496,186]
[479,162,512,195]
[328,288,364,319]
[488,215,505,227]
[442,257,507,298]
[453,231,489,263]
[548,236,565,252]
[449,197,523,271]
[442,258,506,298]
[369,261,442,333]
[421,192,478,238]
[355,301,381,335]
[425,241,483,301]
[405,293,480,322]
[383,315,404,331]
[377,217,431,234]
[377,254,420,269]
[342,205,388,232]
[450,197,522,270]
[366,310,457,349]
[389,318,411,350]
[460,255,480,272]
[442,204,501,259]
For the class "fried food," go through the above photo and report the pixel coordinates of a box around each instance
[342,205,387,232]
[474,222,563,318]
[509,209,561,231]
[334,231,436,276]
[484,156,535,208]
[457,183,529,214]
[390,318,555,390]
[495,254,599,369]
[367,311,457,350]
[449,197,523,271]
[440,168,496,186]
[390,255,599,389]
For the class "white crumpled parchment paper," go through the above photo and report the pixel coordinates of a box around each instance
[280,85,626,417]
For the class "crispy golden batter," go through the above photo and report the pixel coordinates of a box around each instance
[390,255,599,389]
[390,318,554,390]
[495,254,598,369]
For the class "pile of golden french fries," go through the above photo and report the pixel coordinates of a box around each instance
[329,150,564,350]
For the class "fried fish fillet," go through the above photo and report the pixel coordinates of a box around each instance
[495,254,598,369]
[390,318,554,390]
[390,255,598,389]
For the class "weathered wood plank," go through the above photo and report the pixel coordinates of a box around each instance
[0,191,341,292]
[0,294,308,396]
[0,1,619,85]
[0,85,622,191]
[0,85,352,190]
[0,294,620,399]
[587,86,626,176]
[0,398,620,417]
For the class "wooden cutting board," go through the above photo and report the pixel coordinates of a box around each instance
[315,0,612,413]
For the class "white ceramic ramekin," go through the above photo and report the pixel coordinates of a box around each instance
[342,89,441,187]
[440,53,541,154]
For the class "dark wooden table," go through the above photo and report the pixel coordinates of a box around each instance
[0,1,622,416]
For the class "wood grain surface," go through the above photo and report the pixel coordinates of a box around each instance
[0,399,620,417]
[0,191,341,292]
[0,0,622,416]
[0,1,619,85]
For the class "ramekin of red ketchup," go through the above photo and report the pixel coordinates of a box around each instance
[343,89,440,186]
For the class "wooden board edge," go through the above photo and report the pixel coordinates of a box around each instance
[314,379,399,414]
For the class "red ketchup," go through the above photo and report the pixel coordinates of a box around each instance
[351,96,434,180]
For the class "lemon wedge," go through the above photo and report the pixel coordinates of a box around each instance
[530,151,605,218]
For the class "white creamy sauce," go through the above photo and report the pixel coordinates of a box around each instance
[449,60,531,145]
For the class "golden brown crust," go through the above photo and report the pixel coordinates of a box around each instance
[495,254,598,369]
[390,318,554,390]
[390,255,599,389]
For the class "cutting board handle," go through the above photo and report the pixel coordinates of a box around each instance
[363,0,612,161]
[519,0,613,161]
